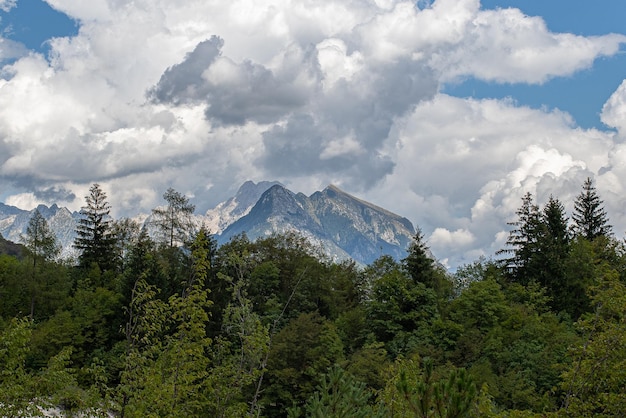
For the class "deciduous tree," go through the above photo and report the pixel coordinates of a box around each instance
[22,209,60,318]
[152,187,196,248]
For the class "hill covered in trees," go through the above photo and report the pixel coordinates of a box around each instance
[1,178,625,417]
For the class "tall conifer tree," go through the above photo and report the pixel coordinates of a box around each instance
[74,183,116,271]
[537,196,571,312]
[499,192,542,284]
[571,177,612,240]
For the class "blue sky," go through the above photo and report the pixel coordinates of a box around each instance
[1,0,626,269]
[446,0,626,129]
[0,0,76,53]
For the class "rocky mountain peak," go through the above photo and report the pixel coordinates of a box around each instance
[0,181,419,266]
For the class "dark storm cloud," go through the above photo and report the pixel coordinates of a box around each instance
[151,31,439,187]
[258,57,438,188]
[151,37,314,125]
[150,36,224,105]
[258,113,395,189]
[34,186,76,202]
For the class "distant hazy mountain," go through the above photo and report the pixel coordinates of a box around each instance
[0,181,417,266]
[218,183,415,265]
[0,204,80,259]
[204,180,282,234]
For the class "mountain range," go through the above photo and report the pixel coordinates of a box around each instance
[0,181,417,265]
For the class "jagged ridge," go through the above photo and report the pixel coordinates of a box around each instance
[0,181,417,266]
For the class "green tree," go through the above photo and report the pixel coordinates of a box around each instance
[404,230,452,300]
[571,177,612,240]
[368,262,439,357]
[204,275,270,417]
[265,311,345,416]
[537,196,571,313]
[117,278,169,417]
[289,366,385,418]
[560,270,626,416]
[0,317,107,417]
[112,217,142,269]
[498,193,542,284]
[378,356,476,418]
[152,187,196,248]
[0,317,41,417]
[21,209,60,319]
[121,229,213,417]
[74,183,117,272]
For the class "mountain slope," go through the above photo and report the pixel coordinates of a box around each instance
[0,204,81,259]
[0,181,418,266]
[218,184,415,265]
[204,180,281,234]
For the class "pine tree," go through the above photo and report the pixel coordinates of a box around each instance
[403,229,451,300]
[21,209,60,318]
[537,196,571,312]
[74,183,117,271]
[151,187,196,248]
[571,177,612,240]
[498,192,542,284]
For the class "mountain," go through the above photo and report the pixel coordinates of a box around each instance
[0,233,25,258]
[218,183,415,265]
[204,180,281,234]
[0,181,418,266]
[0,204,81,259]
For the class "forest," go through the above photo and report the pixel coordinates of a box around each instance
[1,178,625,417]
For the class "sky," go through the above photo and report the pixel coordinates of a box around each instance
[1,0,626,269]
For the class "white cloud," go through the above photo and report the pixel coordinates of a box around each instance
[0,0,625,269]
[361,94,619,268]
[0,37,28,62]
[601,79,626,136]
[433,7,626,83]
[429,227,475,248]
[5,192,40,210]
[0,0,16,12]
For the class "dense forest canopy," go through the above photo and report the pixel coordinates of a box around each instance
[1,177,625,417]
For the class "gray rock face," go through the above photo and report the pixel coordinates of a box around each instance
[0,204,81,259]
[218,184,415,265]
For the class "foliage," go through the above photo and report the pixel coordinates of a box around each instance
[74,183,117,272]
[289,366,385,418]
[1,179,626,416]
[265,311,345,415]
[571,177,612,240]
[367,261,439,357]
[560,271,626,416]
[21,209,62,319]
[151,187,196,248]
[378,355,476,418]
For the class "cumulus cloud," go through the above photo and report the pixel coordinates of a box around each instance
[0,0,16,12]
[361,94,619,267]
[0,37,28,62]
[0,0,625,268]
[431,7,625,83]
[601,79,626,136]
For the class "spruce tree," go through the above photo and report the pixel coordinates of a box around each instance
[537,196,571,312]
[571,177,612,240]
[403,229,452,302]
[74,183,116,271]
[498,192,542,284]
